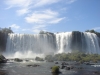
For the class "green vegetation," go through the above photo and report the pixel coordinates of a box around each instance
[45,52,100,63]
[0,27,13,33]
[35,57,44,61]
[14,58,23,62]
[45,55,54,62]
[39,30,54,35]
[51,66,59,73]
[0,27,13,52]
[85,29,100,38]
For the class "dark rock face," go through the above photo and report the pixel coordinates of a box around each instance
[0,55,7,63]
[0,32,8,52]
[71,31,87,53]
[45,32,57,51]
[39,31,57,52]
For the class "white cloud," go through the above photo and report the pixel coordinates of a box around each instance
[66,0,77,4]
[34,0,60,7]
[25,9,64,24]
[25,9,65,33]
[92,27,100,30]
[4,0,58,9]
[49,18,65,24]
[16,8,30,16]
[5,0,32,8]
[10,24,20,29]
[4,0,59,15]
[5,0,76,9]
[4,0,77,33]
[31,25,46,33]
[20,25,46,33]
[4,0,77,15]
[33,25,46,29]
[5,0,32,15]
[5,0,59,8]
[5,0,77,8]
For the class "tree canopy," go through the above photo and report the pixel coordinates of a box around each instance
[0,27,13,33]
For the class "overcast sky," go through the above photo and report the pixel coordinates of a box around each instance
[0,0,100,34]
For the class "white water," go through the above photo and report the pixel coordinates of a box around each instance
[4,32,100,58]
[5,33,56,58]
[84,32,100,54]
[56,32,72,53]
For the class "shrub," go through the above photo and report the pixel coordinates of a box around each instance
[35,57,44,61]
[14,58,23,62]
[51,66,59,73]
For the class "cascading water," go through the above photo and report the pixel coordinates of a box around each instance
[5,33,57,58]
[56,32,72,53]
[4,32,100,58]
[84,32,100,54]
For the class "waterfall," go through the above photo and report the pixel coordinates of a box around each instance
[84,32,100,54]
[5,33,57,58]
[56,32,72,53]
[4,32,100,58]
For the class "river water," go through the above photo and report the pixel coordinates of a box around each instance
[0,60,100,75]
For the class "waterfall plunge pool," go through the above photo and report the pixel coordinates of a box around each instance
[0,60,100,75]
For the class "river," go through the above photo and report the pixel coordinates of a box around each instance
[0,60,100,75]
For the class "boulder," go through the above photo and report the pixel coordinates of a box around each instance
[66,66,70,70]
[65,65,75,70]
[78,67,83,69]
[61,62,67,65]
[27,64,40,67]
[93,71,100,74]
[85,62,95,65]
[25,60,29,62]
[61,65,66,69]
[0,54,7,63]
[55,62,59,64]
[14,58,23,62]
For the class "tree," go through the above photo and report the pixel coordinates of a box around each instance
[1,27,13,33]
[45,55,54,61]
